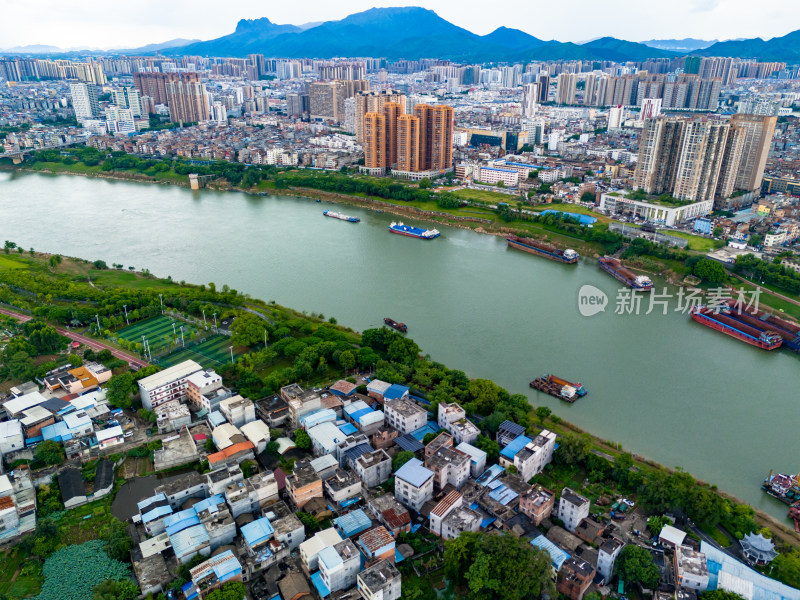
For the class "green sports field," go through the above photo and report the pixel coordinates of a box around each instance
[159,335,244,369]
[117,316,201,356]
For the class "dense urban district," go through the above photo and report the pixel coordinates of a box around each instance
[2,8,800,600]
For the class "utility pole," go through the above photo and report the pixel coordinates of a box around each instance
[202,309,207,329]
[264,329,268,348]
[159,294,163,315]
[95,314,101,332]
[229,345,234,364]
[123,305,129,325]
[213,313,218,333]
[172,322,176,337]
[180,326,185,348]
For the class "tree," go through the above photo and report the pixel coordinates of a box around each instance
[475,435,500,462]
[701,591,746,600]
[617,544,660,590]
[106,373,137,408]
[34,440,65,467]
[338,350,356,371]
[422,432,438,445]
[205,582,246,600]
[647,515,669,536]
[231,313,268,347]
[713,227,723,238]
[693,258,727,284]
[535,406,552,424]
[102,518,134,562]
[266,441,280,456]
[294,428,311,450]
[393,450,415,472]
[444,532,555,600]
[7,350,35,380]
[467,378,503,415]
[769,549,800,589]
[67,353,83,367]
[418,177,432,189]
[581,191,595,203]
[554,433,591,466]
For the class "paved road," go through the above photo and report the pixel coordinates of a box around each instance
[729,273,800,309]
[0,306,149,369]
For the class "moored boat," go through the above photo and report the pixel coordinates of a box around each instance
[507,235,578,264]
[691,306,782,350]
[598,256,653,290]
[384,318,407,332]
[529,374,587,402]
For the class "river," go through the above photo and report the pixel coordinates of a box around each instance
[1,170,798,521]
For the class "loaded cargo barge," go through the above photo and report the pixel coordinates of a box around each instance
[384,318,407,333]
[529,374,587,402]
[598,257,653,290]
[723,299,800,351]
[324,210,360,223]
[389,222,440,239]
[506,236,579,264]
[690,306,783,350]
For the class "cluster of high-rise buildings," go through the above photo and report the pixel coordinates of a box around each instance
[132,72,209,123]
[634,114,777,210]
[359,93,454,178]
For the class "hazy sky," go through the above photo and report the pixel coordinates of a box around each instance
[1,0,798,49]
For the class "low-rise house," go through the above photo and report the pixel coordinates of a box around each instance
[441,506,481,540]
[211,423,245,450]
[557,557,596,600]
[558,488,590,534]
[278,571,312,600]
[206,465,244,496]
[93,459,115,498]
[286,460,323,509]
[58,467,86,509]
[430,490,462,536]
[329,380,358,397]
[299,527,344,572]
[170,523,211,564]
[0,468,36,543]
[497,420,526,447]
[358,526,396,563]
[186,369,231,412]
[207,441,255,470]
[317,539,360,595]
[334,508,373,539]
[659,524,687,548]
[576,517,605,545]
[366,379,392,402]
[307,421,348,456]
[597,537,624,582]
[95,425,124,450]
[394,458,434,512]
[219,395,256,429]
[519,485,554,526]
[455,442,487,478]
[437,401,480,445]
[184,549,242,599]
[675,545,709,592]
[156,400,191,434]
[154,428,200,471]
[355,449,392,488]
[138,492,174,535]
[240,517,289,579]
[0,420,24,455]
[531,534,570,572]
[266,501,305,551]
[368,494,411,535]
[20,406,54,439]
[156,470,207,508]
[512,430,557,481]
[357,559,401,600]
[323,469,362,508]
[370,427,399,450]
[384,398,427,434]
[240,420,270,453]
[255,395,289,427]
[425,445,470,491]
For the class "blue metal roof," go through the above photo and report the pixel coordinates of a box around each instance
[338,423,358,436]
[163,508,196,529]
[142,504,173,524]
[395,434,424,453]
[500,435,531,459]
[211,550,242,582]
[476,464,505,486]
[208,411,226,427]
[42,422,71,442]
[241,517,274,547]
[344,401,370,416]
[395,458,433,488]
[192,494,225,515]
[310,571,330,599]
[383,384,409,401]
[531,535,570,571]
[334,509,372,537]
[170,524,210,557]
[350,407,374,422]
[488,484,518,505]
[701,541,800,600]
[166,515,201,537]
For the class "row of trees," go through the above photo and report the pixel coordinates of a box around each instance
[734,253,800,295]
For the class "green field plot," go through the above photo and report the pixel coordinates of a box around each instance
[159,335,244,369]
[116,316,200,355]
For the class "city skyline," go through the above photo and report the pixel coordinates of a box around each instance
[2,0,799,52]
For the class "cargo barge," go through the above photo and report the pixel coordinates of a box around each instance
[722,299,800,351]
[388,222,440,239]
[529,374,587,402]
[323,210,360,223]
[506,236,579,264]
[762,470,800,505]
[690,306,783,350]
[384,318,407,333]
[598,257,653,291]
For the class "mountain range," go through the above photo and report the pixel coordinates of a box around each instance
[5,7,800,63]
